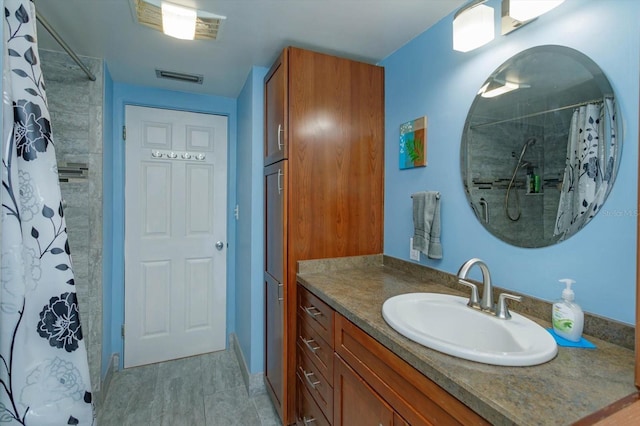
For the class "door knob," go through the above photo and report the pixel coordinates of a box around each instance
[215,241,224,250]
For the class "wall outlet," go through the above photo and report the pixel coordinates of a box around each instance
[409,238,420,261]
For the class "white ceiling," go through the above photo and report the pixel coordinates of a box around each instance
[34,0,465,98]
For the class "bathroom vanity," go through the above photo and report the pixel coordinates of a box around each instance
[296,255,636,425]
[296,284,488,425]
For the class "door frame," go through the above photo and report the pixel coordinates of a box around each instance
[108,95,237,370]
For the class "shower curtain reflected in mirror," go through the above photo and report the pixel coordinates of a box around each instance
[0,1,94,424]
[554,98,617,239]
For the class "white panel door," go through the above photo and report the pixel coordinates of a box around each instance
[124,105,228,368]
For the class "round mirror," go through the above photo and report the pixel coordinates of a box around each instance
[461,45,621,248]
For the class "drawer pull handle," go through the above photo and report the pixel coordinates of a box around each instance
[303,305,322,318]
[303,416,316,424]
[301,337,320,353]
[303,369,320,389]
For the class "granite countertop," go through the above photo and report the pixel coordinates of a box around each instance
[296,255,637,426]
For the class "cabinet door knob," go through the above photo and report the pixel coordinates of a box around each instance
[302,416,316,425]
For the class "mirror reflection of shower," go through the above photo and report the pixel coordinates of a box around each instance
[505,137,536,221]
[461,46,621,248]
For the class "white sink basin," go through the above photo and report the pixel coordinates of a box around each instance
[382,293,557,366]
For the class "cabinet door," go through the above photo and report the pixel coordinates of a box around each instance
[265,272,284,420]
[264,161,287,421]
[334,354,394,426]
[264,50,287,166]
[265,161,287,282]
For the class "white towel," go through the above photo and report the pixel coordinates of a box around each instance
[412,191,442,259]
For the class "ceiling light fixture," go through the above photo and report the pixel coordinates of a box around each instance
[453,0,495,53]
[161,2,197,40]
[501,0,564,35]
[132,0,226,40]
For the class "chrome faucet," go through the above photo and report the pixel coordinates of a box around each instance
[457,258,494,311]
[457,258,522,319]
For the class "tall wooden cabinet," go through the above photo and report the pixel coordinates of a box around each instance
[264,47,384,424]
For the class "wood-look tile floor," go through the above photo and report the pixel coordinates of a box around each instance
[98,350,281,426]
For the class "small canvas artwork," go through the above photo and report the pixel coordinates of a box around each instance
[399,116,428,169]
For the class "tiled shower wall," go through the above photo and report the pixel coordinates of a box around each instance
[466,111,570,247]
[40,49,104,398]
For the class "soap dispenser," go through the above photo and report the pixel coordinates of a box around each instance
[552,279,584,342]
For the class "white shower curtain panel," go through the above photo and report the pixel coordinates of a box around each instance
[554,98,617,238]
[0,1,94,424]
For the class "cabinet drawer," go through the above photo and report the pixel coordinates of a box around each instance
[297,346,333,421]
[298,286,334,343]
[298,314,333,384]
[335,313,489,426]
[296,373,330,426]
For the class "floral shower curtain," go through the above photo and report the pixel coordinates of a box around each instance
[0,1,94,425]
[554,98,617,238]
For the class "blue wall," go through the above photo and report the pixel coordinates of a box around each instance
[382,0,639,324]
[236,66,268,373]
[102,63,114,376]
[107,83,237,368]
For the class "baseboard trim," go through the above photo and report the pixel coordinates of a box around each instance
[229,333,265,397]
[96,353,119,408]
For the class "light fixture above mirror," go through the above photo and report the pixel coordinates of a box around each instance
[454,0,566,50]
[453,0,495,52]
[501,0,565,35]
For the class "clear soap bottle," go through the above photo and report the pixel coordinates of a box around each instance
[552,279,584,342]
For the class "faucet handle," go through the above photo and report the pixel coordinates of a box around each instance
[458,279,480,308]
[496,293,523,320]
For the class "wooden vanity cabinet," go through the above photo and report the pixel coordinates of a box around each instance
[296,285,489,426]
[264,46,384,424]
[334,313,490,426]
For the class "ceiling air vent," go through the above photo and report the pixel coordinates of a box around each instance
[133,0,225,40]
[155,69,204,84]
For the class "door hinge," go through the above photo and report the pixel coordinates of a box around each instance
[121,324,125,337]
[122,125,126,141]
